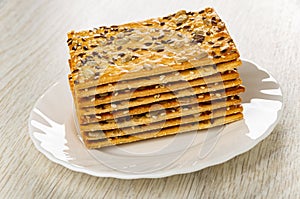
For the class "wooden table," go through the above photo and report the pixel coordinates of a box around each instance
[1,0,299,198]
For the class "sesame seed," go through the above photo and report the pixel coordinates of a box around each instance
[78,52,85,57]
[143,23,153,26]
[88,132,99,137]
[93,34,103,39]
[118,53,125,57]
[132,55,139,60]
[160,112,166,116]
[220,47,228,53]
[154,94,161,99]
[144,42,153,46]
[132,47,140,52]
[143,64,152,71]
[159,75,166,81]
[123,110,129,114]
[67,38,72,43]
[198,95,204,99]
[216,93,222,98]
[152,115,158,119]
[114,92,119,96]
[212,45,221,48]
[200,86,206,89]
[218,36,225,41]
[111,104,117,108]
[177,57,188,63]
[158,34,165,40]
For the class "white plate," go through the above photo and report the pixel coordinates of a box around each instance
[29,59,283,179]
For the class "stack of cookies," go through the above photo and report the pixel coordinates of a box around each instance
[67,8,245,149]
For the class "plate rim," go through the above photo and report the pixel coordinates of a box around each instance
[28,58,283,179]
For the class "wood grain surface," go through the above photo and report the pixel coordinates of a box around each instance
[0,0,299,198]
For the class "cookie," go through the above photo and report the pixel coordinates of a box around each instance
[84,112,243,148]
[83,105,242,139]
[67,8,240,90]
[67,8,244,149]
[78,70,239,106]
[79,85,244,116]
[80,94,242,130]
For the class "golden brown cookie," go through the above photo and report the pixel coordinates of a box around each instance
[84,112,243,148]
[67,8,240,90]
[83,105,242,137]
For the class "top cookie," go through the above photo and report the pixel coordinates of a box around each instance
[67,8,240,89]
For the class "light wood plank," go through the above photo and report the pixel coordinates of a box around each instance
[0,0,299,198]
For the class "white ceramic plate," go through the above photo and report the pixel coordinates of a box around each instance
[29,59,283,179]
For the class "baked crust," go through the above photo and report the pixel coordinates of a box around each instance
[85,113,243,148]
[84,105,243,140]
[81,98,242,131]
[67,8,240,89]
